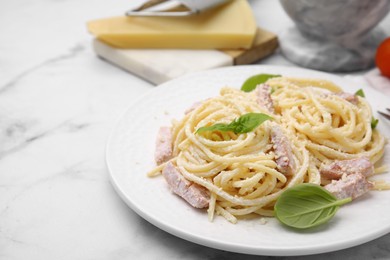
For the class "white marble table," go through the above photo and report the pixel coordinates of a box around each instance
[1,0,390,259]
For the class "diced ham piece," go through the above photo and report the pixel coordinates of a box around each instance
[162,162,210,208]
[256,84,274,113]
[320,157,374,180]
[335,92,359,105]
[154,127,173,165]
[185,99,211,114]
[185,101,202,114]
[324,173,374,200]
[270,125,295,176]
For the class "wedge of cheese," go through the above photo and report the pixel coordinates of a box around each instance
[87,0,256,49]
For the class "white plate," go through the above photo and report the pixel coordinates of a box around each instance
[106,65,390,256]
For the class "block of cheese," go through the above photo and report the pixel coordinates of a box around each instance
[93,28,278,84]
[87,0,256,49]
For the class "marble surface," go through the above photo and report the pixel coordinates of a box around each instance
[93,39,233,85]
[279,0,390,72]
[279,27,387,72]
[1,0,390,259]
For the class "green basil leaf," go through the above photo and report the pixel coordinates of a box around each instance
[196,113,272,134]
[275,183,351,229]
[241,74,281,92]
[195,123,234,134]
[371,117,379,129]
[355,89,365,98]
[231,113,272,133]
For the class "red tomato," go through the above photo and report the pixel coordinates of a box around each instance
[376,38,390,77]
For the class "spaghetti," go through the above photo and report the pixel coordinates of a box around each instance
[267,77,386,172]
[148,77,387,223]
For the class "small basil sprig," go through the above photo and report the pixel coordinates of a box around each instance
[355,89,365,98]
[275,183,351,229]
[371,117,379,129]
[196,113,272,134]
[241,74,281,92]
[353,89,378,129]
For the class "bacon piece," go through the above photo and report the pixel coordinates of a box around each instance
[154,127,173,165]
[324,173,374,200]
[335,92,359,105]
[256,84,274,113]
[270,125,295,176]
[162,162,209,208]
[320,157,374,180]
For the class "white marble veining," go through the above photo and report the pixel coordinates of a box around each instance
[1,0,390,259]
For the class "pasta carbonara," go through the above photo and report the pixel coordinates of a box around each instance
[149,76,387,224]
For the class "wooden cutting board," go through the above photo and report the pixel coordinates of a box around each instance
[93,28,278,85]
